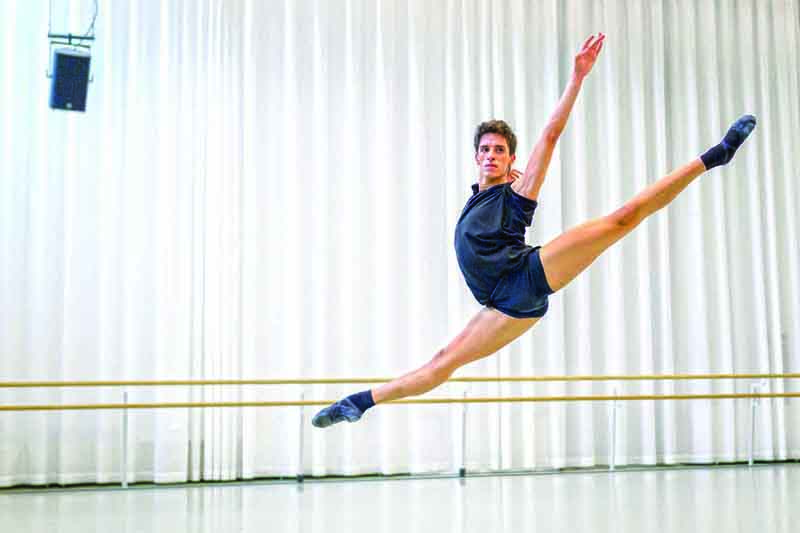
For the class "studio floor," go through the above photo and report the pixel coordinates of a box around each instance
[3,464,799,533]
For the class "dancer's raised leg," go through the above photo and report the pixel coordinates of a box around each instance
[539,115,756,293]
[539,159,705,292]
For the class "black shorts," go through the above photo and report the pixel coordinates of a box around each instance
[487,246,553,318]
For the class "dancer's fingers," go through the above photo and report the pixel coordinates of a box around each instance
[591,34,605,52]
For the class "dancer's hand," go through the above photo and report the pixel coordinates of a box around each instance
[509,168,522,182]
[574,33,605,80]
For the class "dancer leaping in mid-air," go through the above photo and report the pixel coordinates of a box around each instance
[312,33,756,428]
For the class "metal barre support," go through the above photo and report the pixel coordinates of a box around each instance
[121,390,128,488]
[609,387,618,472]
[297,390,305,483]
[748,381,767,467]
[459,388,468,478]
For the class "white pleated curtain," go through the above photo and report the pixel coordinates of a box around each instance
[0,0,798,486]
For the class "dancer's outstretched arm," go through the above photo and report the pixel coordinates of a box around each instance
[512,33,605,201]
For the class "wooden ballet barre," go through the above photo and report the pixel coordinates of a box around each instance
[1,392,799,411]
[0,373,799,388]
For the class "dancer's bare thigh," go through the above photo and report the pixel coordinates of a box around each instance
[440,307,540,370]
[539,214,632,293]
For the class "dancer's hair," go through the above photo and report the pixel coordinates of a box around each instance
[473,120,517,156]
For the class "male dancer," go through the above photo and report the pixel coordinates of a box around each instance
[312,33,756,428]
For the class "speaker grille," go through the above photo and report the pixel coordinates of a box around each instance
[49,48,91,112]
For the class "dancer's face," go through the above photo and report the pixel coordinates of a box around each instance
[475,133,516,180]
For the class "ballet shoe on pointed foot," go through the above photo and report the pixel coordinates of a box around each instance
[311,398,364,428]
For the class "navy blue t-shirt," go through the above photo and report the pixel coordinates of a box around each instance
[454,183,538,304]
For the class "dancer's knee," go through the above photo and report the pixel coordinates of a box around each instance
[608,202,643,227]
[428,349,456,384]
[423,350,459,390]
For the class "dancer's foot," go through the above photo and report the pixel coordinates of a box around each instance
[311,390,374,428]
[700,114,757,170]
[311,398,364,428]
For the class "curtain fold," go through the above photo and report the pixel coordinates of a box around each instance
[1,0,798,486]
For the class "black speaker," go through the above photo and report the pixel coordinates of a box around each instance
[49,47,91,112]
